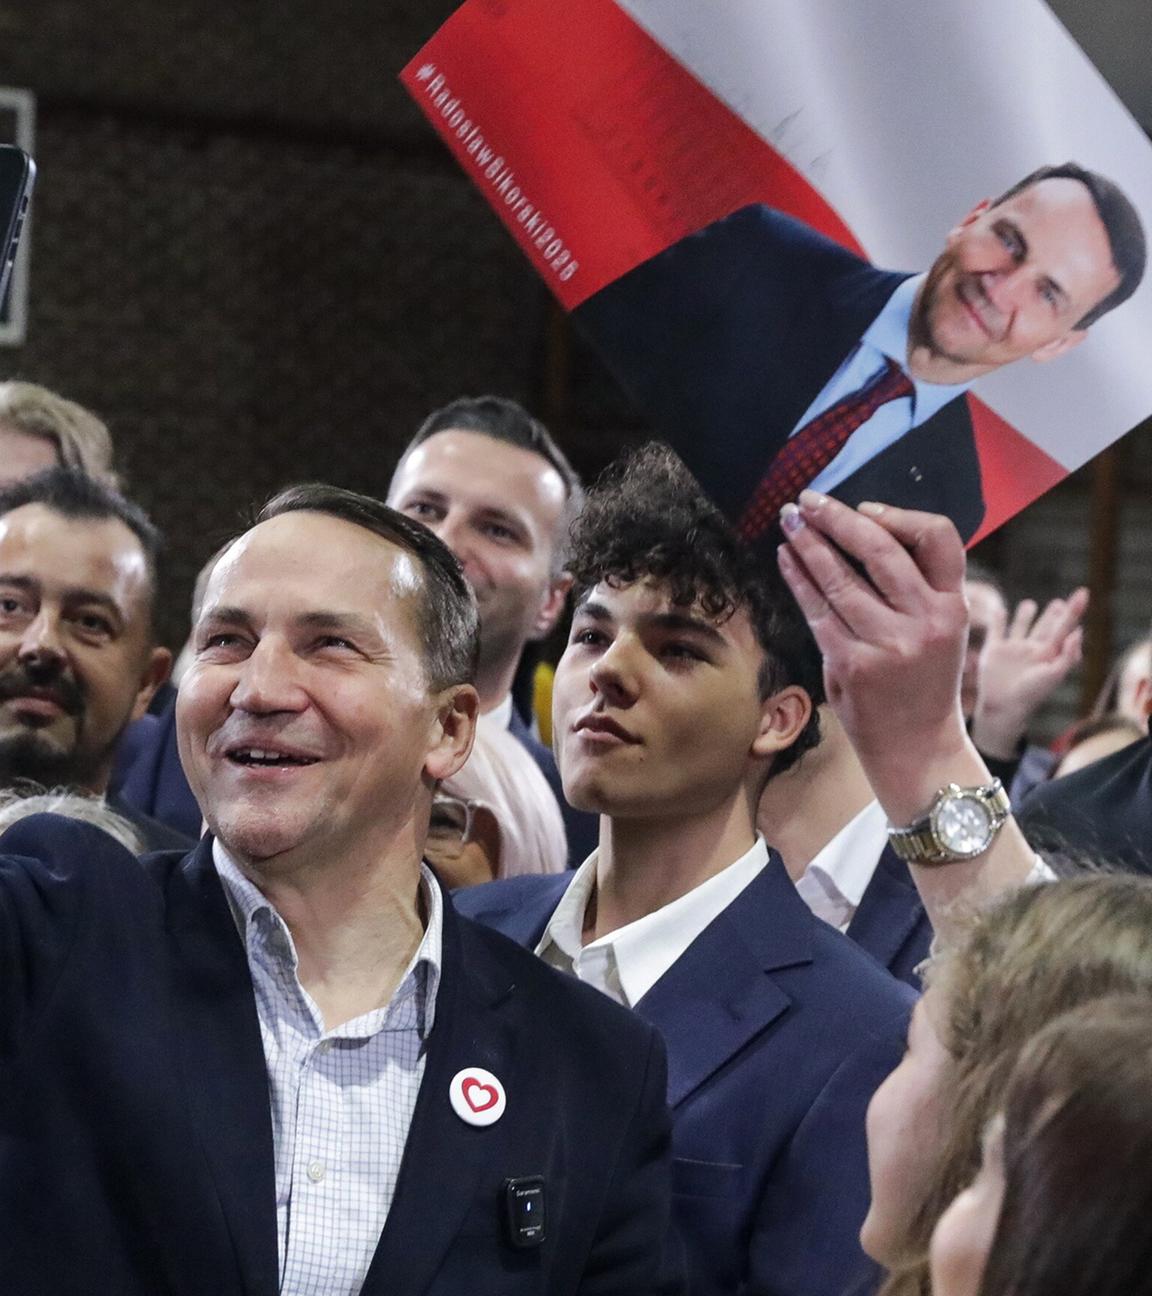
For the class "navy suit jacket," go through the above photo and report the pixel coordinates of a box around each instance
[847,846,933,990]
[108,791,195,854]
[456,854,915,1296]
[574,205,986,542]
[0,817,682,1296]
[112,698,203,841]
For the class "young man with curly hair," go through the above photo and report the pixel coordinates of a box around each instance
[456,444,914,1296]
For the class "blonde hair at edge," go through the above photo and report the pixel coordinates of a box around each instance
[0,789,145,855]
[0,381,118,487]
[880,874,1152,1296]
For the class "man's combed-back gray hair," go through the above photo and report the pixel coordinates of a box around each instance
[255,482,479,690]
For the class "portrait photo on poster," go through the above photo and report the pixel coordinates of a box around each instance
[404,0,1152,545]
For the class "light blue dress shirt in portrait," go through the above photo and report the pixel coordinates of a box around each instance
[797,274,972,494]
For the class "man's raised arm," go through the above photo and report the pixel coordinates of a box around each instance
[776,490,1040,950]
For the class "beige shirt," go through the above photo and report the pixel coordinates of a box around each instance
[442,695,567,877]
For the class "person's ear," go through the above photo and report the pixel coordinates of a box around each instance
[531,572,573,640]
[424,684,479,781]
[945,198,991,246]
[129,646,173,723]
[1030,329,1088,363]
[751,685,813,760]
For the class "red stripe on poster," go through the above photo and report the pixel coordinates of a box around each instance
[401,0,862,309]
[968,400,1067,544]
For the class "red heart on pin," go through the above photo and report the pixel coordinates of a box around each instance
[462,1076,499,1113]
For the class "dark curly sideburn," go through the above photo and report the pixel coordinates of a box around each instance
[567,444,823,776]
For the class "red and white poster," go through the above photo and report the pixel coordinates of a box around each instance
[402,0,1152,544]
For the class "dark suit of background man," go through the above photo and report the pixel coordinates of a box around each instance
[0,468,189,851]
[574,163,1145,543]
[0,483,681,1296]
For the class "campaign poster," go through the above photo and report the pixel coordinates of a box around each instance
[402,0,1152,545]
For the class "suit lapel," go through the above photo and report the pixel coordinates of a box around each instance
[832,396,984,542]
[751,260,897,475]
[465,873,572,948]
[847,846,926,973]
[160,839,280,1296]
[635,855,812,1108]
[360,899,520,1296]
[791,263,907,412]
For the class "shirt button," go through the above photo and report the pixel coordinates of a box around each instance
[316,1040,333,1055]
[307,1160,326,1183]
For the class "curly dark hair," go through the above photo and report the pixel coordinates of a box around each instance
[567,443,823,776]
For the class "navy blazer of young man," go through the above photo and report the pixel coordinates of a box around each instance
[456,850,916,1296]
[0,816,682,1296]
[573,205,986,542]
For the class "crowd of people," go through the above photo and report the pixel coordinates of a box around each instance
[1,374,1151,1296]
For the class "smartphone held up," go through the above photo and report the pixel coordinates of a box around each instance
[0,145,35,314]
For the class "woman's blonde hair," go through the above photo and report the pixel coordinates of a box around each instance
[0,381,118,487]
[978,994,1152,1296]
[880,875,1152,1296]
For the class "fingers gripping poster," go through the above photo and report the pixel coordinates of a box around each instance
[402,0,1152,544]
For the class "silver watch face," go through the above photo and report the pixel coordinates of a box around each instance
[934,795,993,856]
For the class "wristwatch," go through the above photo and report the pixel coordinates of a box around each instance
[887,780,1011,865]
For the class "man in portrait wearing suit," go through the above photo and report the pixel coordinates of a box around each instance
[573,163,1145,542]
[456,446,914,1296]
[0,483,682,1296]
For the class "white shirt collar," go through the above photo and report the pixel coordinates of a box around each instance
[478,693,515,736]
[863,275,971,422]
[212,837,444,1037]
[536,836,769,1007]
[794,800,890,932]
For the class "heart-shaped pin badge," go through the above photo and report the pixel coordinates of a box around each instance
[449,1066,507,1127]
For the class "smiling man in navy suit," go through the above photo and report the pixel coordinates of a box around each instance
[456,445,914,1296]
[0,484,681,1296]
[574,164,1145,543]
